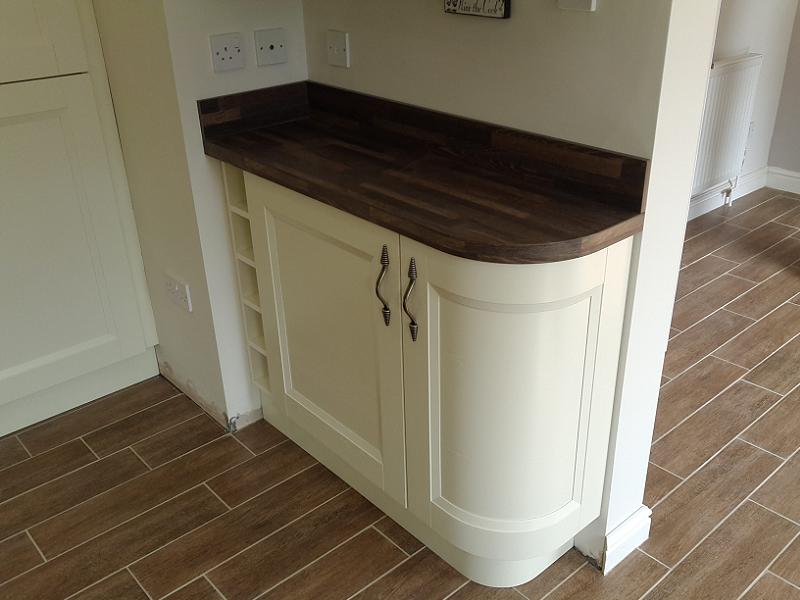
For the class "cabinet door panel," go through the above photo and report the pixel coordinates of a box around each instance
[246,175,407,506]
[0,0,87,83]
[402,238,630,559]
[0,75,145,403]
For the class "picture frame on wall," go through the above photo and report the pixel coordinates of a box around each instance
[444,0,510,19]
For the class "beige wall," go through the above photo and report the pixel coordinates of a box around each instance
[714,0,799,175]
[95,0,307,423]
[303,0,671,159]
[770,7,800,173]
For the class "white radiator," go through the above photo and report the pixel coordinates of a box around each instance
[692,53,763,199]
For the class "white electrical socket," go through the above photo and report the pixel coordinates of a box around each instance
[326,30,350,68]
[165,274,193,313]
[255,28,288,66]
[210,32,244,72]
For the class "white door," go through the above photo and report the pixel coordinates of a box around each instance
[0,74,147,403]
[400,237,631,559]
[246,175,408,506]
[0,0,87,83]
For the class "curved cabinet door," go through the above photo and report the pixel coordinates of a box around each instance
[401,237,631,560]
[0,75,147,404]
[0,0,87,84]
[245,174,408,506]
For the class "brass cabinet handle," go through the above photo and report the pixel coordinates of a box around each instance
[403,257,419,342]
[375,245,391,326]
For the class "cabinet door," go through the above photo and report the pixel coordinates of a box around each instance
[401,237,631,559]
[0,75,146,404]
[246,175,407,506]
[0,0,87,83]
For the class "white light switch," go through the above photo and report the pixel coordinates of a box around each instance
[210,32,244,72]
[255,28,288,66]
[326,30,350,68]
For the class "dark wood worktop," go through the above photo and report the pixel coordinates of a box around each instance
[199,82,647,264]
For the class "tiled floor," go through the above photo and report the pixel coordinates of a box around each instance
[3,188,800,599]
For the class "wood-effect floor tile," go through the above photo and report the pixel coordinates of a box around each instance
[727,196,800,229]
[132,414,225,468]
[714,222,795,263]
[72,570,149,600]
[207,440,315,507]
[654,356,744,439]
[131,464,348,599]
[83,395,202,457]
[258,528,406,600]
[449,582,523,599]
[516,547,586,599]
[684,212,728,241]
[778,206,800,228]
[29,436,249,558]
[649,382,779,477]
[773,537,800,587]
[752,452,800,522]
[545,552,666,600]
[18,377,178,455]
[0,532,43,584]
[208,488,381,600]
[746,336,800,394]
[644,463,682,508]
[351,548,466,599]
[164,578,223,600]
[670,275,753,330]
[715,303,800,368]
[642,440,780,566]
[662,310,753,378]
[681,223,748,267]
[643,502,797,600]
[0,487,226,600]
[374,517,424,555]
[675,255,738,300]
[741,389,800,458]
[0,437,29,471]
[0,439,95,502]
[721,188,782,218]
[727,266,800,320]
[0,448,147,541]
[741,573,800,600]
[732,237,800,282]
[233,420,286,454]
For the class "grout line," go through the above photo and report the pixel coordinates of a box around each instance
[229,432,259,457]
[81,437,101,460]
[371,524,411,557]
[736,437,786,461]
[62,570,127,600]
[344,547,426,600]
[711,355,750,370]
[513,587,530,599]
[125,412,210,456]
[749,499,800,527]
[540,562,589,600]
[636,547,671,570]
[16,436,32,458]
[766,571,800,593]
[26,530,46,563]
[734,525,800,600]
[649,461,684,481]
[205,575,230,600]
[441,580,471,600]
[204,483,232,511]
[127,568,155,600]
[129,446,153,470]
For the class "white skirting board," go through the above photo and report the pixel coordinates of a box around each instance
[687,167,768,220]
[768,167,800,195]
[601,505,652,574]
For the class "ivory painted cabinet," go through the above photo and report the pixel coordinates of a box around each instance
[245,173,632,586]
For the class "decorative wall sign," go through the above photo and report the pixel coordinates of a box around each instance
[444,0,510,19]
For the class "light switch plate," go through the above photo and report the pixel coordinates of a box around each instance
[210,32,244,72]
[326,30,350,68]
[255,28,288,66]
[557,0,597,11]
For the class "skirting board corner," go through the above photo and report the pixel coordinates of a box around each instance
[601,505,652,574]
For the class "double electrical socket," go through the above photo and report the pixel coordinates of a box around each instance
[210,29,288,73]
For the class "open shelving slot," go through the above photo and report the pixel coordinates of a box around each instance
[249,347,270,394]
[231,212,255,264]
[223,163,248,214]
[243,304,266,354]
[237,261,261,311]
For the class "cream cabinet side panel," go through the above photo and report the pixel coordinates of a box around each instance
[0,0,88,83]
[402,239,631,561]
[0,74,148,403]
[245,174,408,506]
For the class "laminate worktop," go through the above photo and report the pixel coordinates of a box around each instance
[199,82,647,264]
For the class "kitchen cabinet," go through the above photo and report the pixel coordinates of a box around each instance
[244,171,633,586]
